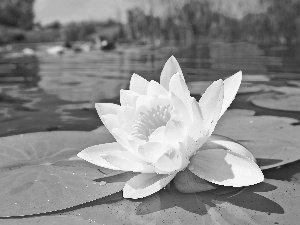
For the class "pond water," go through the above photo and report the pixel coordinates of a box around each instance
[0,41,299,137]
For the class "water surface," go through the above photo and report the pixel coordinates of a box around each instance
[0,41,299,137]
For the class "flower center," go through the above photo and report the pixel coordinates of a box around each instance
[131,105,171,140]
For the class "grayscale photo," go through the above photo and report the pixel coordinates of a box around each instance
[0,0,300,224]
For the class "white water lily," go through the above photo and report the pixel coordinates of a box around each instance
[78,56,264,199]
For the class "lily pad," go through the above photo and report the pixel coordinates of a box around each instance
[263,160,300,184]
[0,215,101,225]
[269,86,300,95]
[61,179,300,225]
[0,130,130,217]
[287,80,300,87]
[242,74,270,82]
[215,109,300,169]
[249,93,300,112]
[237,83,268,94]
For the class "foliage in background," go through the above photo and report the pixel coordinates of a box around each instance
[0,0,300,45]
[0,0,34,30]
[125,0,300,45]
[62,20,124,42]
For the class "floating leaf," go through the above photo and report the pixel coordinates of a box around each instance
[263,159,300,184]
[61,179,300,225]
[237,83,268,94]
[0,215,101,225]
[287,80,300,87]
[269,86,300,95]
[242,74,270,82]
[0,130,130,217]
[215,109,300,169]
[248,85,300,112]
[250,92,300,112]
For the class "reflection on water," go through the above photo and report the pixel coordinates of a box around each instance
[0,41,299,136]
[0,54,39,85]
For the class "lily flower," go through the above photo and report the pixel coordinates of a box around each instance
[78,56,264,199]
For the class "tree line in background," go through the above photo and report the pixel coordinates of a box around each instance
[0,0,34,29]
[0,0,300,45]
[126,0,300,45]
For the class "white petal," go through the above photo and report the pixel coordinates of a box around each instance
[169,73,194,124]
[187,119,204,141]
[198,79,224,133]
[147,80,169,96]
[155,145,189,174]
[95,103,119,117]
[189,148,264,187]
[128,137,147,151]
[207,82,224,136]
[123,173,176,199]
[138,142,173,164]
[148,126,165,142]
[170,93,191,126]
[101,150,155,173]
[130,73,149,95]
[186,119,205,156]
[135,95,154,115]
[111,128,134,152]
[120,122,134,133]
[164,115,187,144]
[112,129,147,155]
[190,97,203,121]
[100,114,121,132]
[117,106,136,125]
[77,142,124,170]
[169,73,190,106]
[120,89,140,107]
[220,71,242,118]
[135,95,171,116]
[203,134,256,162]
[160,56,183,90]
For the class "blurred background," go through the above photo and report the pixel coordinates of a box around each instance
[1,0,300,45]
[0,0,299,136]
